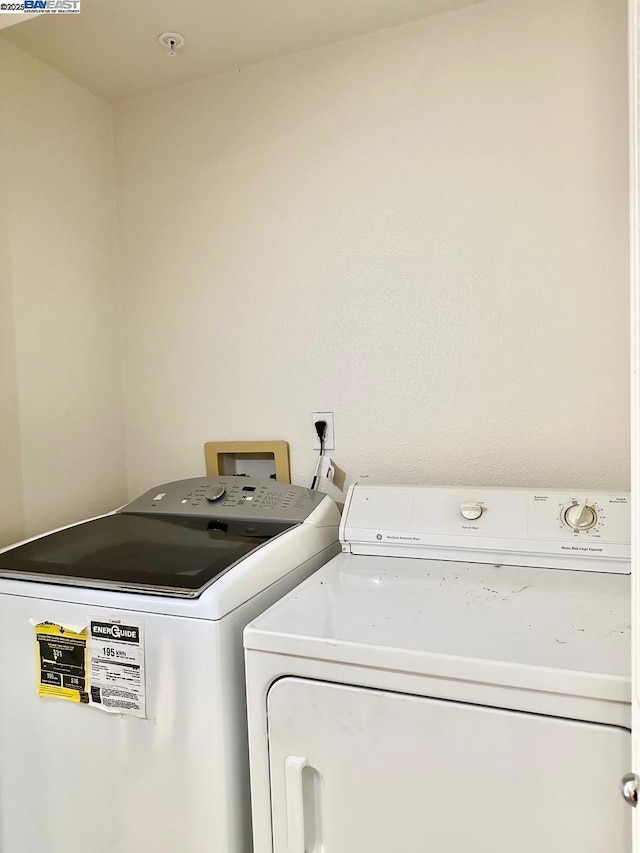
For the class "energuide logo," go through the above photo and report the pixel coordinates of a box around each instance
[91,622,139,643]
[0,0,80,13]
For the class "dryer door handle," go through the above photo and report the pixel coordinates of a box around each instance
[285,756,309,852]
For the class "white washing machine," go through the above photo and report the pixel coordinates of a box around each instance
[0,476,340,853]
[244,484,632,853]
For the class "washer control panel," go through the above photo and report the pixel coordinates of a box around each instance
[342,486,631,573]
[123,477,325,523]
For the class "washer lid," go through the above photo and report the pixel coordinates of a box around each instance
[0,513,294,598]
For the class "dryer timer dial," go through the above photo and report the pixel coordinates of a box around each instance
[563,502,598,531]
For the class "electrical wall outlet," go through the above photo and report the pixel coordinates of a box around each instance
[312,412,335,450]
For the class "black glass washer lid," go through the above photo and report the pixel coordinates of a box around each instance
[0,513,294,598]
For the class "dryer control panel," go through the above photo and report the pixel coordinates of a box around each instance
[124,477,326,525]
[341,486,630,574]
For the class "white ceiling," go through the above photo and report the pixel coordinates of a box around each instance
[2,0,489,102]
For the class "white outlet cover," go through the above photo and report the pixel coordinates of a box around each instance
[312,412,335,450]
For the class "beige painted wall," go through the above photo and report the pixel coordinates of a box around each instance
[0,14,28,31]
[0,40,127,543]
[0,94,25,546]
[114,0,629,498]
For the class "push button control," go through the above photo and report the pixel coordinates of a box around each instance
[460,502,483,521]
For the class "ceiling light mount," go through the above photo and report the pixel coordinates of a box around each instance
[158,32,185,57]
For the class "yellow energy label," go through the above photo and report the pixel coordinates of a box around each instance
[35,622,89,703]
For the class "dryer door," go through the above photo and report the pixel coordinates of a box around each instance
[267,677,630,853]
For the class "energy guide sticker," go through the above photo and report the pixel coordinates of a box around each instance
[89,618,146,718]
[34,617,146,718]
[35,623,89,703]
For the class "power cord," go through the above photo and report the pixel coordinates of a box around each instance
[310,419,327,490]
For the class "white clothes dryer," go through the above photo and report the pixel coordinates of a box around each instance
[245,484,631,853]
[0,476,340,853]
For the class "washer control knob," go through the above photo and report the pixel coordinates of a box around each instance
[204,484,226,502]
[460,502,483,521]
[564,502,597,531]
